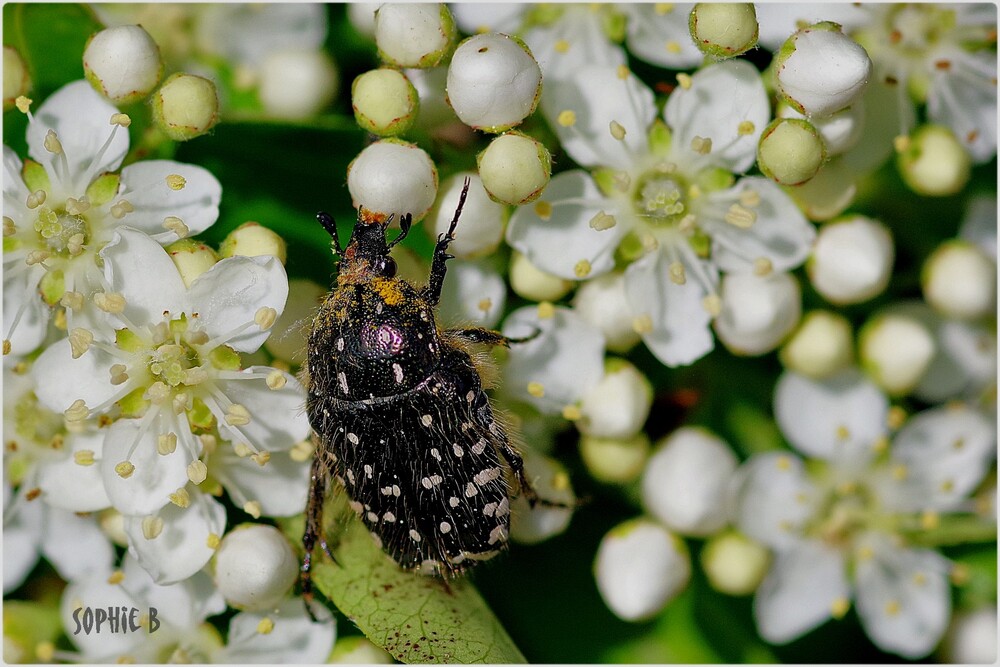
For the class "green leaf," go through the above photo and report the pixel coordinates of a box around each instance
[603,587,723,663]
[725,400,785,457]
[311,496,526,664]
[3,600,63,661]
[3,3,101,96]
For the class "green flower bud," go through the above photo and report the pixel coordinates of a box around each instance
[352,68,419,136]
[219,222,287,264]
[166,239,218,288]
[152,73,220,142]
[579,432,651,484]
[859,312,935,397]
[3,46,31,111]
[509,250,573,302]
[700,531,770,596]
[758,118,826,186]
[477,131,551,205]
[779,310,854,379]
[922,240,996,320]
[897,125,971,197]
[689,3,759,58]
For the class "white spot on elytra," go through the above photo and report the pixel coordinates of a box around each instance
[472,439,488,455]
[366,511,378,522]
[349,500,363,514]
[421,414,433,427]
[421,477,433,489]
[466,391,476,403]
[465,482,478,497]
[453,443,464,457]
[409,529,422,542]
[347,432,359,445]
[449,496,460,508]
[338,371,349,394]
[429,474,443,486]
[336,337,344,351]
[392,362,404,384]
[497,497,510,517]
[346,469,355,485]
[430,448,441,461]
[364,464,373,478]
[392,484,401,496]
[488,525,507,545]
[474,467,502,486]
[439,521,452,534]
[483,502,498,517]
[383,511,396,522]
[381,486,393,496]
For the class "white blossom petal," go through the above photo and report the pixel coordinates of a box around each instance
[623,3,704,69]
[61,576,141,659]
[733,452,816,551]
[3,144,28,205]
[450,3,524,35]
[121,554,226,629]
[714,271,801,357]
[541,64,656,170]
[187,256,289,353]
[624,248,716,367]
[754,4,868,51]
[101,417,194,516]
[843,78,915,174]
[774,371,887,464]
[216,597,335,663]
[754,539,849,644]
[438,259,506,329]
[212,369,310,453]
[101,228,187,328]
[663,59,770,173]
[216,447,310,517]
[928,47,997,164]
[32,338,119,413]
[507,170,627,280]
[37,429,111,512]
[523,8,626,84]
[197,3,327,66]
[124,490,226,584]
[40,507,115,583]
[959,194,997,260]
[854,533,952,659]
[2,268,49,357]
[118,160,222,242]
[3,490,43,594]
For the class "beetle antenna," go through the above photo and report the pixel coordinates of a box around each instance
[387,213,413,250]
[317,211,343,254]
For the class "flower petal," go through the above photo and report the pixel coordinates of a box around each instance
[124,490,227,585]
[854,533,952,659]
[523,9,626,84]
[843,78,916,174]
[502,304,605,414]
[186,256,289,353]
[212,368,310,453]
[754,3,868,50]
[2,268,49,357]
[541,64,656,170]
[507,170,627,280]
[663,59,769,173]
[704,176,815,273]
[774,370,888,465]
[60,576,140,659]
[197,3,327,66]
[3,144,29,208]
[623,3,704,69]
[101,417,194,516]
[216,447,310,517]
[2,488,43,594]
[624,248,716,367]
[732,452,816,551]
[40,507,115,583]
[101,227,187,327]
[118,160,222,242]
[928,48,997,164]
[754,539,849,644]
[121,554,226,628]
[37,429,111,512]
[438,258,507,329]
[216,597,335,663]
[31,338,119,413]
[959,194,997,260]
[27,80,128,192]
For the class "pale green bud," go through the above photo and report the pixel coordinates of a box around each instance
[259,49,338,120]
[922,240,996,320]
[784,156,857,222]
[509,250,573,302]
[757,118,826,186]
[700,531,770,596]
[689,3,759,58]
[859,312,935,397]
[779,310,854,379]
[212,524,299,611]
[352,68,419,136]
[167,239,219,288]
[898,125,972,197]
[579,432,651,484]
[152,73,219,141]
[219,222,287,264]
[375,3,456,68]
[477,131,551,205]
[577,358,654,441]
[3,46,30,111]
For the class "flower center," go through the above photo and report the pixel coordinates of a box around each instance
[634,166,689,227]
[33,205,91,257]
[886,5,951,54]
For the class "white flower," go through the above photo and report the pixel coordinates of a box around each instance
[714,271,802,356]
[521,5,627,85]
[508,60,814,367]
[347,140,438,221]
[576,358,653,441]
[571,270,641,353]
[83,25,163,104]
[808,215,894,305]
[438,258,506,330]
[213,598,335,664]
[213,524,299,611]
[941,606,998,664]
[959,194,997,260]
[733,370,996,657]
[2,80,221,355]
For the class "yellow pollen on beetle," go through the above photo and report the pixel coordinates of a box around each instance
[830,597,850,619]
[589,211,616,231]
[157,432,178,455]
[737,120,756,136]
[166,174,186,190]
[225,403,252,426]
[69,328,94,359]
[74,450,96,466]
[753,258,773,276]
[609,120,627,141]
[676,73,692,90]
[632,314,653,334]
[690,136,712,154]
[43,130,63,154]
[257,618,275,635]
[616,65,630,80]
[702,294,722,316]
[554,39,570,54]
[169,487,191,508]
[534,201,553,220]
[243,500,262,519]
[255,307,277,330]
[724,204,756,229]
[527,382,545,398]
[668,261,686,285]
[15,96,32,113]
[187,460,208,484]
[537,301,555,319]
[266,370,287,390]
[141,516,164,540]
[574,259,592,278]
[557,110,576,127]
[561,405,582,421]
[94,292,126,314]
[65,399,90,422]
[665,41,681,53]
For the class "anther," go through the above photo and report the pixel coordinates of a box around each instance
[141,516,164,539]
[225,403,251,426]
[94,292,127,314]
[668,261,686,285]
[43,130,63,154]
[157,432,178,455]
[65,399,90,422]
[165,174,186,190]
[187,460,208,484]
[589,211,617,231]
[609,120,627,141]
[110,113,132,127]
[115,460,136,478]
[557,110,576,127]
[163,216,189,237]
[68,328,94,358]
[254,307,277,330]
[266,370,287,390]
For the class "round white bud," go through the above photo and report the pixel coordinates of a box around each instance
[166,239,219,288]
[213,524,299,611]
[426,173,504,258]
[714,272,802,356]
[374,3,456,68]
[477,131,551,205]
[579,432,651,485]
[808,216,893,304]
[572,271,642,353]
[265,278,326,364]
[347,140,438,221]
[898,125,972,197]
[700,531,770,596]
[151,73,219,142]
[923,240,996,320]
[509,250,574,302]
[779,310,854,379]
[775,22,872,117]
[352,68,419,136]
[258,49,338,120]
[757,118,826,186]
[577,358,653,441]
[594,519,691,622]
[446,32,541,132]
[510,452,575,545]
[438,259,506,329]
[941,607,998,665]
[689,3,759,58]
[346,3,379,38]
[859,312,936,397]
[641,427,738,536]
[3,46,30,111]
[779,101,864,156]
[83,25,163,104]
[219,222,287,264]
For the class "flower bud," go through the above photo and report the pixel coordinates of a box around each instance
[83,25,163,104]
[446,32,541,132]
[779,101,863,156]
[714,272,801,356]
[510,452,575,544]
[3,46,30,111]
[347,3,379,38]
[572,271,641,353]
[642,427,738,536]
[757,118,826,185]
[509,250,574,302]
[859,312,935,397]
[259,49,338,120]
[152,73,219,142]
[774,22,871,117]
[352,68,419,136]
[594,519,691,622]
[700,530,770,596]
[689,3,759,58]
[219,222,287,264]
[213,524,299,611]
[265,279,326,364]
[577,358,653,441]
[898,125,972,197]
[438,259,506,329]
[779,310,854,379]
[331,637,394,664]
[166,239,219,288]
[375,3,456,68]
[579,432,651,484]
[347,140,438,222]
[426,173,504,258]
[941,607,998,664]
[922,240,996,320]
[808,216,893,304]
[477,131,551,205]
[785,156,857,221]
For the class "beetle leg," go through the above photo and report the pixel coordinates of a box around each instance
[449,326,541,347]
[426,178,471,305]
